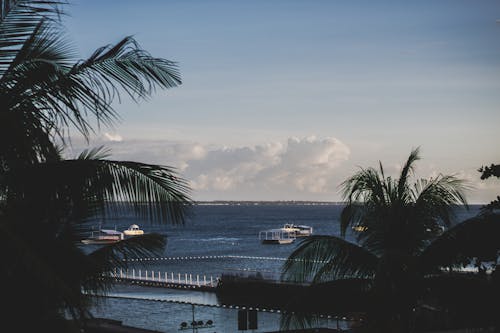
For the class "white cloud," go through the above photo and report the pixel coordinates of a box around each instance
[185,136,350,196]
[67,135,499,203]
[69,135,351,200]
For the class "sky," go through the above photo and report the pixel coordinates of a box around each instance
[63,0,500,203]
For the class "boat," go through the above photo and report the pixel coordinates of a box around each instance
[281,223,313,237]
[123,224,144,236]
[259,229,296,244]
[81,228,124,245]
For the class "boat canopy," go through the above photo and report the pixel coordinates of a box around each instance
[100,229,123,235]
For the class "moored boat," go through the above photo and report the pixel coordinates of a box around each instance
[81,229,124,244]
[259,229,296,244]
[281,223,313,237]
[123,224,144,236]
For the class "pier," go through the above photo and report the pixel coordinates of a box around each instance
[98,257,363,331]
[108,254,315,291]
[108,268,219,291]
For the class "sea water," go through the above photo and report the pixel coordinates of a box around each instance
[88,203,480,333]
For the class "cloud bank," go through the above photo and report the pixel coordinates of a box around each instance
[66,134,499,203]
[188,136,350,195]
[69,135,351,200]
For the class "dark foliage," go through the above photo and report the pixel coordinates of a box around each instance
[282,149,499,332]
[0,1,191,332]
[478,164,500,210]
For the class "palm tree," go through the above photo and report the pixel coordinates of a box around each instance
[282,148,500,332]
[0,1,192,331]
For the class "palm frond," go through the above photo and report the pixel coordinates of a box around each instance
[420,212,500,272]
[77,146,111,160]
[341,167,386,204]
[78,35,181,101]
[279,277,372,331]
[82,233,166,294]
[0,18,99,165]
[282,236,378,284]
[340,202,363,237]
[86,233,166,271]
[340,167,389,235]
[4,156,192,225]
[3,17,74,78]
[280,312,322,331]
[0,0,65,77]
[0,101,61,167]
[1,31,180,158]
[86,159,192,224]
[413,174,469,228]
[397,147,420,203]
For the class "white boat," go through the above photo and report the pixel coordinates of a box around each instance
[259,229,296,244]
[81,229,124,245]
[123,224,144,236]
[281,223,313,237]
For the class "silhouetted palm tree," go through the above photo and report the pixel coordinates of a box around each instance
[283,148,499,332]
[0,1,191,331]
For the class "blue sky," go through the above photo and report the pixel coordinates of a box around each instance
[64,1,500,202]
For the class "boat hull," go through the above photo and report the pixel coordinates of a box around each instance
[81,238,121,245]
[81,228,124,245]
[261,238,294,245]
[123,230,144,236]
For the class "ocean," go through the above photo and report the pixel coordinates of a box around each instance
[88,203,480,333]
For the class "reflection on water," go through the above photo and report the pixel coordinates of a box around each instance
[108,284,219,305]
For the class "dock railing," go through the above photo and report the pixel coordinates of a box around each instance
[107,268,219,288]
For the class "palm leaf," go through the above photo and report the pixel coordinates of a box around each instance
[397,147,420,203]
[282,235,378,284]
[78,35,181,101]
[1,27,180,160]
[420,212,500,272]
[280,312,322,331]
[80,159,192,224]
[4,152,192,225]
[340,167,389,236]
[0,0,65,77]
[279,278,371,331]
[340,202,364,237]
[82,233,166,295]
[413,175,468,228]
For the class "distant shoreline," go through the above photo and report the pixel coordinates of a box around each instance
[104,200,486,206]
[194,200,345,206]
[193,201,485,206]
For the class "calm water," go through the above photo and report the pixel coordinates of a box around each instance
[88,203,480,333]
